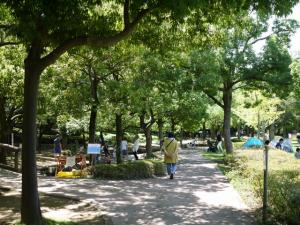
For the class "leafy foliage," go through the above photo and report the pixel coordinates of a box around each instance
[216,150,300,225]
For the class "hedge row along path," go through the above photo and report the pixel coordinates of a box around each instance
[0,148,256,225]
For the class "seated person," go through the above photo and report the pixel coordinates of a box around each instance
[282,138,293,152]
[295,148,300,160]
[207,140,216,152]
[275,138,284,149]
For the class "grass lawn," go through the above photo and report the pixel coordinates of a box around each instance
[201,152,224,163]
[201,148,300,224]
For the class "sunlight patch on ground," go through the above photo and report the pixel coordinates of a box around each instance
[42,202,102,222]
[194,190,248,209]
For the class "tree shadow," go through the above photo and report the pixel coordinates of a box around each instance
[0,149,256,225]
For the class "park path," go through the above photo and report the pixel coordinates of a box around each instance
[0,149,256,225]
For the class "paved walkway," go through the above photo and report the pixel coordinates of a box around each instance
[0,149,256,225]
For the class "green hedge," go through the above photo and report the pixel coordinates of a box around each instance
[222,150,300,225]
[146,159,166,176]
[92,160,165,179]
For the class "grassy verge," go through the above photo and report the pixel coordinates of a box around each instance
[202,149,300,225]
[202,152,224,162]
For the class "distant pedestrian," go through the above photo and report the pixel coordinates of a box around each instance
[132,135,139,160]
[54,134,62,156]
[121,138,128,160]
[216,133,223,152]
[162,132,179,179]
[102,141,109,157]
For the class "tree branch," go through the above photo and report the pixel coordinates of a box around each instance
[0,24,15,30]
[232,84,249,91]
[124,0,130,28]
[0,41,20,47]
[40,6,153,69]
[249,34,272,45]
[203,91,224,108]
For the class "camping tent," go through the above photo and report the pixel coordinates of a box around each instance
[243,137,263,149]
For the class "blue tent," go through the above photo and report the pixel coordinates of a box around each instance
[243,137,263,149]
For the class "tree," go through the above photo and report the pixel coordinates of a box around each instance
[1,1,298,223]
[0,45,24,162]
[0,2,158,222]
[233,90,285,139]
[188,15,296,153]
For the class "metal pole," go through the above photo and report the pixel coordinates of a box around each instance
[263,140,269,224]
[11,133,14,146]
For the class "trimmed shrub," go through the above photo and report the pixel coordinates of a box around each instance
[92,160,165,179]
[145,160,165,176]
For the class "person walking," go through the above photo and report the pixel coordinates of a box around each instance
[132,135,139,160]
[54,134,62,156]
[216,133,223,152]
[162,132,179,179]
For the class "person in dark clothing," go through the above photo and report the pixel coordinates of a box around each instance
[102,142,109,157]
[132,135,139,160]
[54,135,62,156]
[207,140,216,152]
[275,138,284,149]
[101,142,111,164]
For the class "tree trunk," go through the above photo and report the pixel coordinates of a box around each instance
[157,118,163,147]
[88,104,97,143]
[210,129,216,140]
[171,117,175,133]
[202,122,206,140]
[237,123,241,140]
[88,74,99,144]
[21,58,42,225]
[145,126,152,157]
[115,114,122,164]
[269,123,275,140]
[180,128,183,147]
[100,131,105,144]
[223,88,233,154]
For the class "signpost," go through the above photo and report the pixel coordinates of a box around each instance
[263,140,270,224]
[87,144,101,154]
[87,144,101,165]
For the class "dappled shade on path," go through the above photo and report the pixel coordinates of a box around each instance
[0,149,256,225]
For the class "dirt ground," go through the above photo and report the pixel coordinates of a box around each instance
[1,148,255,225]
[0,186,110,225]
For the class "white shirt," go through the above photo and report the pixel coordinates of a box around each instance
[132,139,139,152]
[121,140,128,151]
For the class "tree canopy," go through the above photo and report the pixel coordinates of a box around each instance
[1,1,300,224]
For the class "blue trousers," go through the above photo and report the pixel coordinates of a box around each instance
[166,163,177,175]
